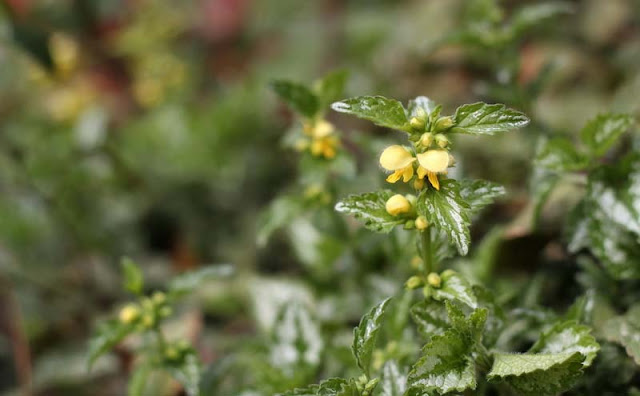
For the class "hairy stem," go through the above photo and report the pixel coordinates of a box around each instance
[420,229,435,274]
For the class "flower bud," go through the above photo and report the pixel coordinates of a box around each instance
[141,313,155,329]
[165,346,179,360]
[404,220,415,229]
[420,132,433,147]
[413,177,425,190]
[415,216,429,230]
[385,194,411,216]
[427,272,442,288]
[406,275,423,289]
[159,306,173,318]
[152,291,166,306]
[119,304,140,324]
[434,134,449,148]
[410,116,425,131]
[434,116,453,132]
[410,256,422,270]
[441,269,456,278]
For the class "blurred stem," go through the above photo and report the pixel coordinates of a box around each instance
[154,327,167,352]
[0,279,32,396]
[420,229,435,275]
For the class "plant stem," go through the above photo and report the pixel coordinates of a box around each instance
[420,229,434,274]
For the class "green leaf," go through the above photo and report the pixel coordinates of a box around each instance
[488,352,585,396]
[335,190,406,233]
[407,96,438,118]
[580,113,635,156]
[87,319,134,368]
[458,179,505,213]
[451,102,529,135]
[509,2,573,38]
[431,271,478,309]
[272,80,319,118]
[380,360,407,396]
[331,96,409,131]
[410,300,449,340]
[127,363,153,396]
[417,180,471,255]
[529,321,599,366]
[271,302,324,372]
[534,137,590,172]
[407,306,486,395]
[121,257,144,295]
[166,352,201,396]
[278,378,357,396]
[488,320,599,395]
[257,194,305,246]
[168,264,234,298]
[352,297,392,377]
[315,70,349,110]
[601,304,640,365]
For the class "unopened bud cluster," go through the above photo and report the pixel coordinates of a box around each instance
[118,291,173,331]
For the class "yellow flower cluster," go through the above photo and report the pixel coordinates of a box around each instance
[378,114,455,190]
[296,119,340,159]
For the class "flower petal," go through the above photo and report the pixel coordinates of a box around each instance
[380,145,416,171]
[416,150,449,173]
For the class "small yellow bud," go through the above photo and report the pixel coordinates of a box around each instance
[165,346,179,360]
[422,285,432,299]
[427,272,442,288]
[410,256,422,270]
[119,304,140,324]
[159,306,173,318]
[413,178,425,190]
[152,291,166,306]
[410,117,425,130]
[406,275,423,289]
[441,269,456,278]
[177,340,191,351]
[415,216,429,230]
[434,116,453,132]
[404,220,415,229]
[385,194,411,216]
[141,314,155,328]
[141,297,154,310]
[420,132,433,147]
[435,134,449,148]
[313,120,335,138]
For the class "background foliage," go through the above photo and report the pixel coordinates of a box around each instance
[0,0,639,395]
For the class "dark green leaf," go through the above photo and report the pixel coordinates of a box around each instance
[407,306,486,395]
[451,102,529,135]
[331,96,409,131]
[601,304,640,365]
[121,257,144,295]
[410,300,449,340]
[417,180,471,255]
[168,264,234,298]
[87,319,134,368]
[352,297,392,377]
[315,70,349,111]
[380,360,407,396]
[272,80,319,118]
[580,113,635,156]
[534,137,590,172]
[458,179,505,213]
[335,190,406,233]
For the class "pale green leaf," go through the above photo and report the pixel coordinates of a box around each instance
[534,137,590,172]
[127,363,152,396]
[580,113,635,156]
[451,102,529,135]
[601,304,640,365]
[352,297,392,377]
[410,300,449,339]
[271,302,324,372]
[168,264,234,298]
[121,257,143,295]
[335,190,406,233]
[257,194,305,246]
[529,320,599,366]
[417,179,471,256]
[272,80,319,118]
[331,96,409,131]
[380,360,406,396]
[166,352,201,396]
[431,271,478,309]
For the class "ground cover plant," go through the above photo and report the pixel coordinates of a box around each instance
[0,0,639,395]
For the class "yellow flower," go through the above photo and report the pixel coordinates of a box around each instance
[304,120,339,159]
[119,304,140,324]
[415,216,429,230]
[416,149,451,190]
[385,194,411,216]
[379,145,416,183]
